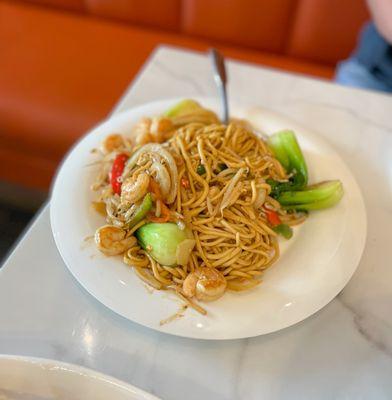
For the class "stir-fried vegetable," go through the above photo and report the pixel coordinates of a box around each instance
[123,143,178,204]
[196,164,206,175]
[267,131,343,213]
[181,177,190,189]
[110,153,128,194]
[126,193,153,228]
[163,99,202,118]
[278,180,344,211]
[277,180,341,205]
[136,222,195,266]
[273,224,293,239]
[220,168,245,213]
[263,207,281,226]
[253,188,266,209]
[267,130,308,194]
[263,206,293,239]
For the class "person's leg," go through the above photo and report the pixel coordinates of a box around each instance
[335,58,392,93]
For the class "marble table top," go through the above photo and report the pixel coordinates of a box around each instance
[1,46,392,399]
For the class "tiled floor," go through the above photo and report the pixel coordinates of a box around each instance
[0,203,36,264]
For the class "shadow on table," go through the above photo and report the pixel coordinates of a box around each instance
[0,203,37,265]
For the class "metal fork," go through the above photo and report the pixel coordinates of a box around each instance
[209,48,229,124]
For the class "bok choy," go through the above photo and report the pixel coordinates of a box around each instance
[135,223,195,266]
[277,180,344,211]
[268,130,308,193]
[267,130,343,212]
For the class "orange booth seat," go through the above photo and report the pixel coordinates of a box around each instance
[0,0,369,191]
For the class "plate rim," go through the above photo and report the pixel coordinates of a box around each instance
[0,354,160,399]
[50,97,367,340]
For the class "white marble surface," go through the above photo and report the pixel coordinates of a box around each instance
[1,46,392,399]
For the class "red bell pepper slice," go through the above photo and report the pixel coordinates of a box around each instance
[110,153,128,194]
[263,206,282,226]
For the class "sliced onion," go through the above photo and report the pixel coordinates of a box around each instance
[150,161,171,199]
[253,188,267,209]
[220,168,245,213]
[123,143,178,204]
[176,239,196,266]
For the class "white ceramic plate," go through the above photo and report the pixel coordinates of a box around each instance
[0,355,159,399]
[50,98,366,340]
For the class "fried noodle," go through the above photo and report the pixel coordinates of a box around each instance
[91,108,305,314]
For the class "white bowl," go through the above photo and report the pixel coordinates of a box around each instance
[0,355,159,399]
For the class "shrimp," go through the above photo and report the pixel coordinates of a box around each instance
[133,117,173,144]
[134,118,153,145]
[183,267,227,302]
[136,132,154,146]
[95,225,136,256]
[100,134,124,154]
[121,173,150,204]
[150,117,174,142]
